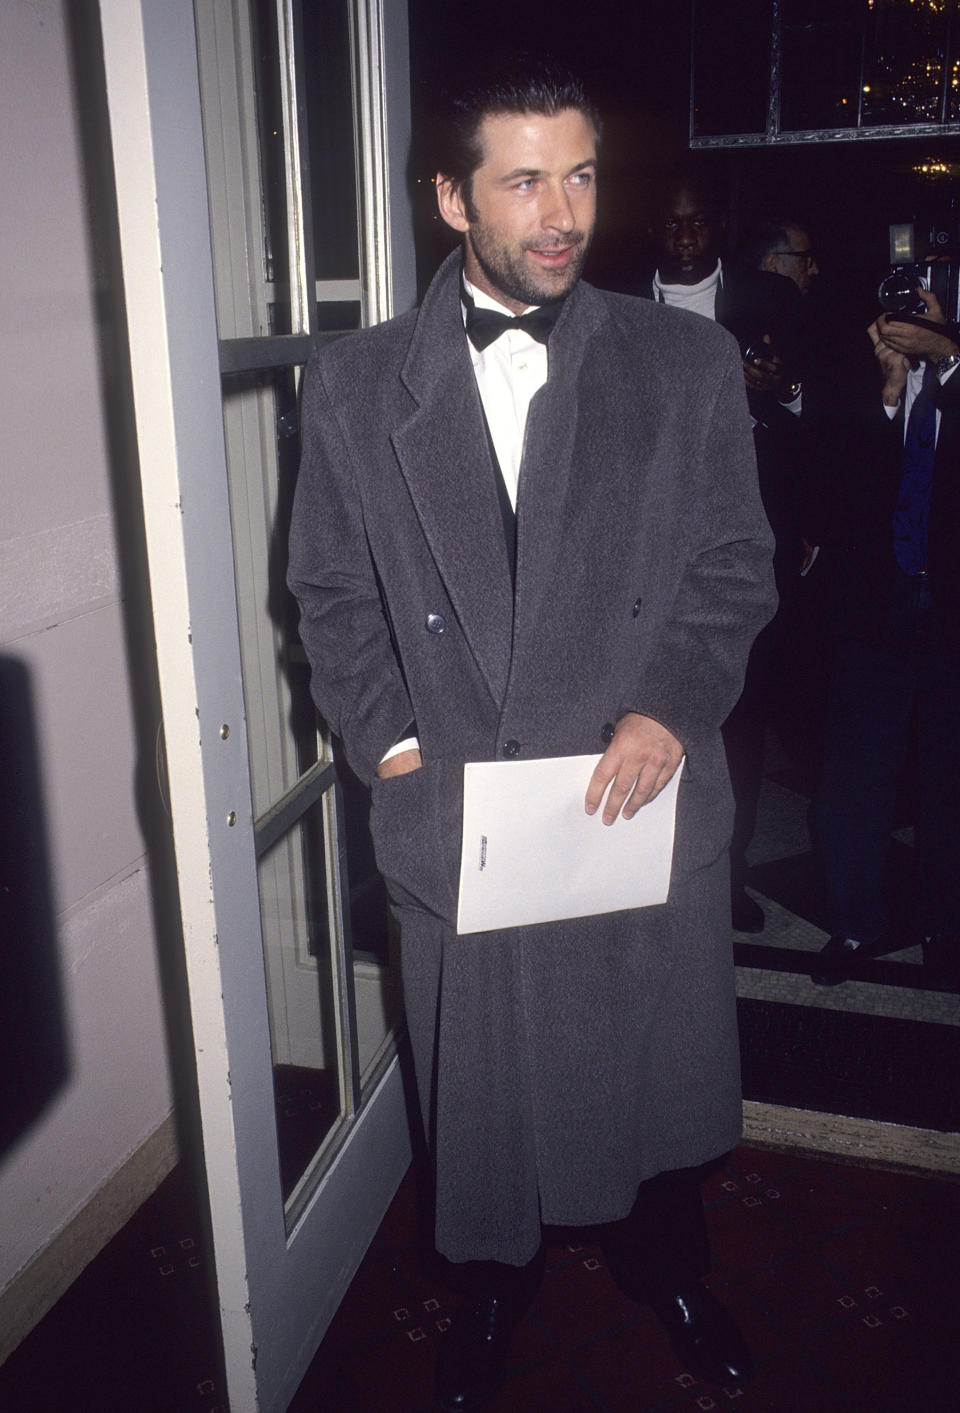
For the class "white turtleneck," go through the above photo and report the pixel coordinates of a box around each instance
[652,259,722,321]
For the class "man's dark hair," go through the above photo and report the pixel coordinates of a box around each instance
[738,217,805,272]
[434,52,601,214]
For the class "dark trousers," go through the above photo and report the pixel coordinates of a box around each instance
[601,1164,711,1301]
[723,601,800,894]
[816,571,960,942]
[449,1165,709,1302]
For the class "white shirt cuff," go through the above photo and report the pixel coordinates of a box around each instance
[380,736,420,764]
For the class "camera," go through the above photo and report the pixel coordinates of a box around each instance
[878,265,927,317]
[742,342,778,366]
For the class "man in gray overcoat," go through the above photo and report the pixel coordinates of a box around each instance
[288,55,776,1412]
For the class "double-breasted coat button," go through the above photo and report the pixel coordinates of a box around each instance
[632,597,643,617]
[425,613,445,634]
[600,722,615,745]
[502,739,521,758]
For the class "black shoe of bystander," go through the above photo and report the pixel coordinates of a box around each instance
[811,934,872,986]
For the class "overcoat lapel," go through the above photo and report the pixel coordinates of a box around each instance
[391,253,515,705]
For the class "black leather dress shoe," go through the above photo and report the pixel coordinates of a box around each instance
[651,1282,754,1388]
[811,934,869,986]
[731,890,765,933]
[435,1295,519,1412]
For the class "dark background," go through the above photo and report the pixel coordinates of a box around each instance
[407,0,960,382]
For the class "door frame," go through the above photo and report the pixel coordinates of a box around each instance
[98,2,415,1407]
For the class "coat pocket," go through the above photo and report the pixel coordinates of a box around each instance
[369,759,463,925]
[671,743,735,877]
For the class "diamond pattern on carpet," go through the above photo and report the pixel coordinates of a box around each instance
[3,1145,957,1412]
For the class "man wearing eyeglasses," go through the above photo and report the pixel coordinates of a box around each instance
[756,223,820,297]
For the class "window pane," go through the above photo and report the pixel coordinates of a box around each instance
[253,0,294,335]
[949,49,960,122]
[316,299,362,332]
[862,0,950,127]
[258,793,343,1205]
[780,0,861,131]
[692,0,773,137]
[302,0,361,281]
[221,365,319,811]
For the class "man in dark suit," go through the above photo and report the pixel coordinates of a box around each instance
[813,287,960,987]
[288,56,775,1410]
[647,180,808,935]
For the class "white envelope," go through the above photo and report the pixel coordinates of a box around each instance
[456,753,682,935]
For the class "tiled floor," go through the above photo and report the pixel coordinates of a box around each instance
[734,776,959,1030]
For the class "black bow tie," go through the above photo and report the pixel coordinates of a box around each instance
[461,281,562,351]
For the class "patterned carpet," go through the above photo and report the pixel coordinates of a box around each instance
[3,1142,959,1412]
[290,1149,960,1413]
[4,692,957,1409]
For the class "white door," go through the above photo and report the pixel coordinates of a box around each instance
[99,1,417,1408]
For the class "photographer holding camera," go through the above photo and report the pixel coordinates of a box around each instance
[813,278,960,987]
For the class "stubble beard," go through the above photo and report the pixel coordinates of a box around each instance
[466,220,592,308]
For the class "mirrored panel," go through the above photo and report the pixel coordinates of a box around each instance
[862,0,952,127]
[692,0,772,138]
[780,0,861,131]
[692,0,960,144]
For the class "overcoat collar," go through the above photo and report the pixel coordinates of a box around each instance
[391,250,606,706]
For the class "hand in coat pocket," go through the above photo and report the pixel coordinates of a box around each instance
[369,759,463,924]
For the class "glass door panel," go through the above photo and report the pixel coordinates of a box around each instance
[258,793,343,1202]
[196,0,401,1232]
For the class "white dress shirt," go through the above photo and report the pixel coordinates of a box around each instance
[461,275,549,510]
[885,359,959,439]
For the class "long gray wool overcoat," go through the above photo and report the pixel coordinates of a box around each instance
[288,250,777,1266]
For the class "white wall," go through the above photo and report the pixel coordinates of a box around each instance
[0,0,173,1333]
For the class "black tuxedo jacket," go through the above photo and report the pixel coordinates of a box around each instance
[639,265,807,589]
[831,366,960,652]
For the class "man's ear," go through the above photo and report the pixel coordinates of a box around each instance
[436,173,470,234]
[760,252,776,274]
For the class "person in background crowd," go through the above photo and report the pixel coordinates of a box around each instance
[739,217,820,298]
[813,283,960,989]
[648,179,808,935]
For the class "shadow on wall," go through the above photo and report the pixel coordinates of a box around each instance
[0,656,69,1157]
[64,3,202,1163]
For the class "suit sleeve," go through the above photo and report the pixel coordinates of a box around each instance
[287,352,415,785]
[628,342,778,747]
